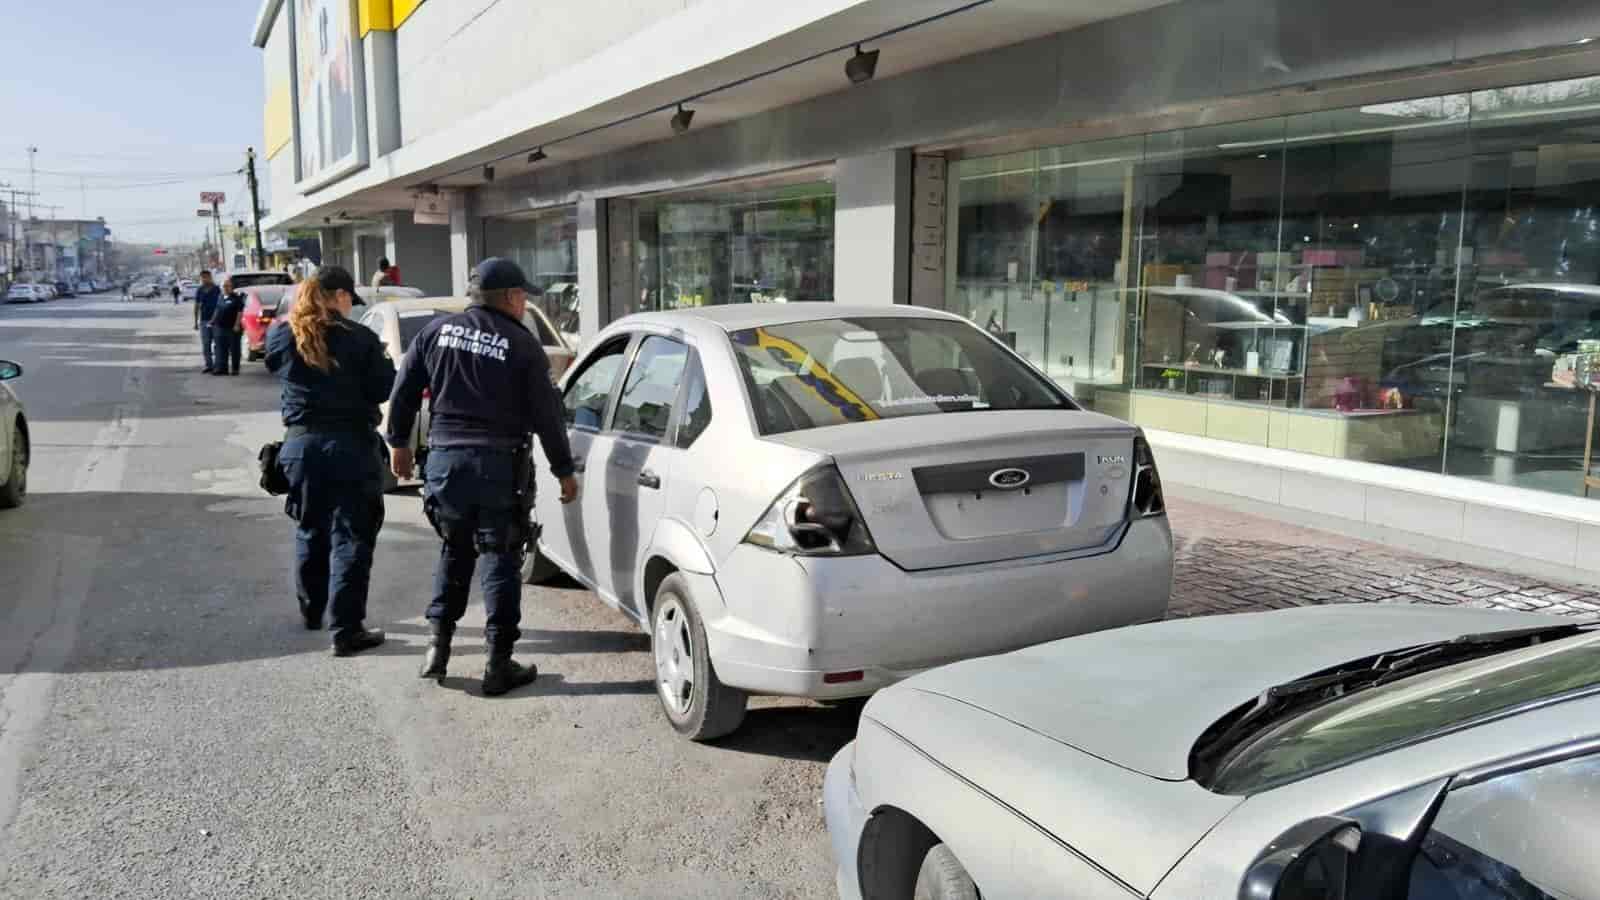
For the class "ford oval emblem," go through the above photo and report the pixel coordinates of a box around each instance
[989,467,1030,489]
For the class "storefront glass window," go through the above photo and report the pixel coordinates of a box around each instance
[946,76,1600,499]
[626,180,835,314]
[484,206,580,339]
[1449,77,1600,492]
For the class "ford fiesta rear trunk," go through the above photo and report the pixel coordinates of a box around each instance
[769,410,1138,570]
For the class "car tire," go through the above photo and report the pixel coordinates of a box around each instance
[914,844,980,900]
[651,574,746,741]
[0,423,27,509]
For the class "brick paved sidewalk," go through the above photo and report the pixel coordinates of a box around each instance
[1167,498,1600,622]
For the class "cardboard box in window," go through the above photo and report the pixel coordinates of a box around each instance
[1305,324,1389,409]
[1302,249,1366,267]
[1203,251,1256,291]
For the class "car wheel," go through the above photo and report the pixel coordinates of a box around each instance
[651,574,746,741]
[519,533,558,584]
[0,423,27,509]
[914,844,980,900]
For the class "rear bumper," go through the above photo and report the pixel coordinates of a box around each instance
[705,517,1173,698]
[824,742,866,900]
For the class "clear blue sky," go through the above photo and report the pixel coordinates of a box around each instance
[0,2,265,245]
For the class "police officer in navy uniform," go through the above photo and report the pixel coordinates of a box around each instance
[385,258,578,696]
[266,266,395,655]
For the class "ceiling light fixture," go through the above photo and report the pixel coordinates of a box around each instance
[846,44,879,84]
[527,147,547,164]
[671,104,695,135]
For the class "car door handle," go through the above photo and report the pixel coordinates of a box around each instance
[636,469,661,490]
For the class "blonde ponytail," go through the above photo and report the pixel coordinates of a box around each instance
[288,275,341,372]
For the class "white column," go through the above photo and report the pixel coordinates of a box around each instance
[448,190,480,296]
[576,198,608,340]
[833,149,911,306]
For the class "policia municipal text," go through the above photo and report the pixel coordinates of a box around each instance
[386,258,579,696]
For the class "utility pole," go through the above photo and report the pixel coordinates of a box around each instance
[24,147,37,280]
[212,197,225,270]
[246,147,266,269]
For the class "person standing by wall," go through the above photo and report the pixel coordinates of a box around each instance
[194,271,222,373]
[210,278,246,376]
[370,256,393,289]
[385,258,577,695]
[265,267,395,655]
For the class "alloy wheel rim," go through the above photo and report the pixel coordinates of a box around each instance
[653,597,695,717]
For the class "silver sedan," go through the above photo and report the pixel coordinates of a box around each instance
[825,604,1600,899]
[528,304,1173,740]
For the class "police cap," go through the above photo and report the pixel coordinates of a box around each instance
[474,257,540,294]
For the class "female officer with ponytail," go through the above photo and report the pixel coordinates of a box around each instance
[266,266,395,656]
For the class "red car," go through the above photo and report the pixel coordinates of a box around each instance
[241,285,296,361]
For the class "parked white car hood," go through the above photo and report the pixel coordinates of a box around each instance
[898,604,1566,781]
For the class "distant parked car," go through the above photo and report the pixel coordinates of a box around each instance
[356,296,574,491]
[130,282,160,299]
[53,281,75,298]
[825,604,1600,900]
[75,281,95,294]
[5,285,43,304]
[179,279,198,301]
[0,358,29,508]
[530,304,1173,740]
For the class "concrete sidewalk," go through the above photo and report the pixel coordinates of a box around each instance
[1167,498,1600,621]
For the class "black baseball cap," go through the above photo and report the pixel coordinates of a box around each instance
[474,257,540,293]
[315,265,357,296]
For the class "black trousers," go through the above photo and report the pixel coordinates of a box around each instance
[279,432,385,632]
[211,330,242,373]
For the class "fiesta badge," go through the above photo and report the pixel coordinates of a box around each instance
[988,467,1030,489]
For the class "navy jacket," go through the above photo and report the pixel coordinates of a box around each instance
[265,315,396,430]
[195,284,222,322]
[385,304,575,478]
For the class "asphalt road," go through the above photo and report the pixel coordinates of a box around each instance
[0,293,854,899]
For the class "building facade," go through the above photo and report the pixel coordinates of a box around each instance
[21,218,111,283]
[254,0,1600,583]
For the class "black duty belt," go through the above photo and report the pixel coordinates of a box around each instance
[285,424,374,439]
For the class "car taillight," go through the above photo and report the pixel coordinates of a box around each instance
[744,465,876,556]
[421,388,431,400]
[1130,429,1166,518]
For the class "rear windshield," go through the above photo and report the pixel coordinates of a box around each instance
[232,273,294,288]
[397,312,443,351]
[1209,633,1600,795]
[729,316,1071,435]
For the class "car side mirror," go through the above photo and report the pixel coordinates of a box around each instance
[1239,817,1362,900]
[0,360,22,381]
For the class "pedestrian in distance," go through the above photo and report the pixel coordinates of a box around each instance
[209,278,246,376]
[385,257,578,696]
[370,256,395,289]
[171,283,181,305]
[266,266,395,656]
[121,281,131,303]
[194,271,222,373]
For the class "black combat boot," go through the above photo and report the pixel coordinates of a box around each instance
[481,646,538,697]
[331,627,386,657]
[418,621,452,683]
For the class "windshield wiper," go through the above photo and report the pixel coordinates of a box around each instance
[1190,622,1591,782]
